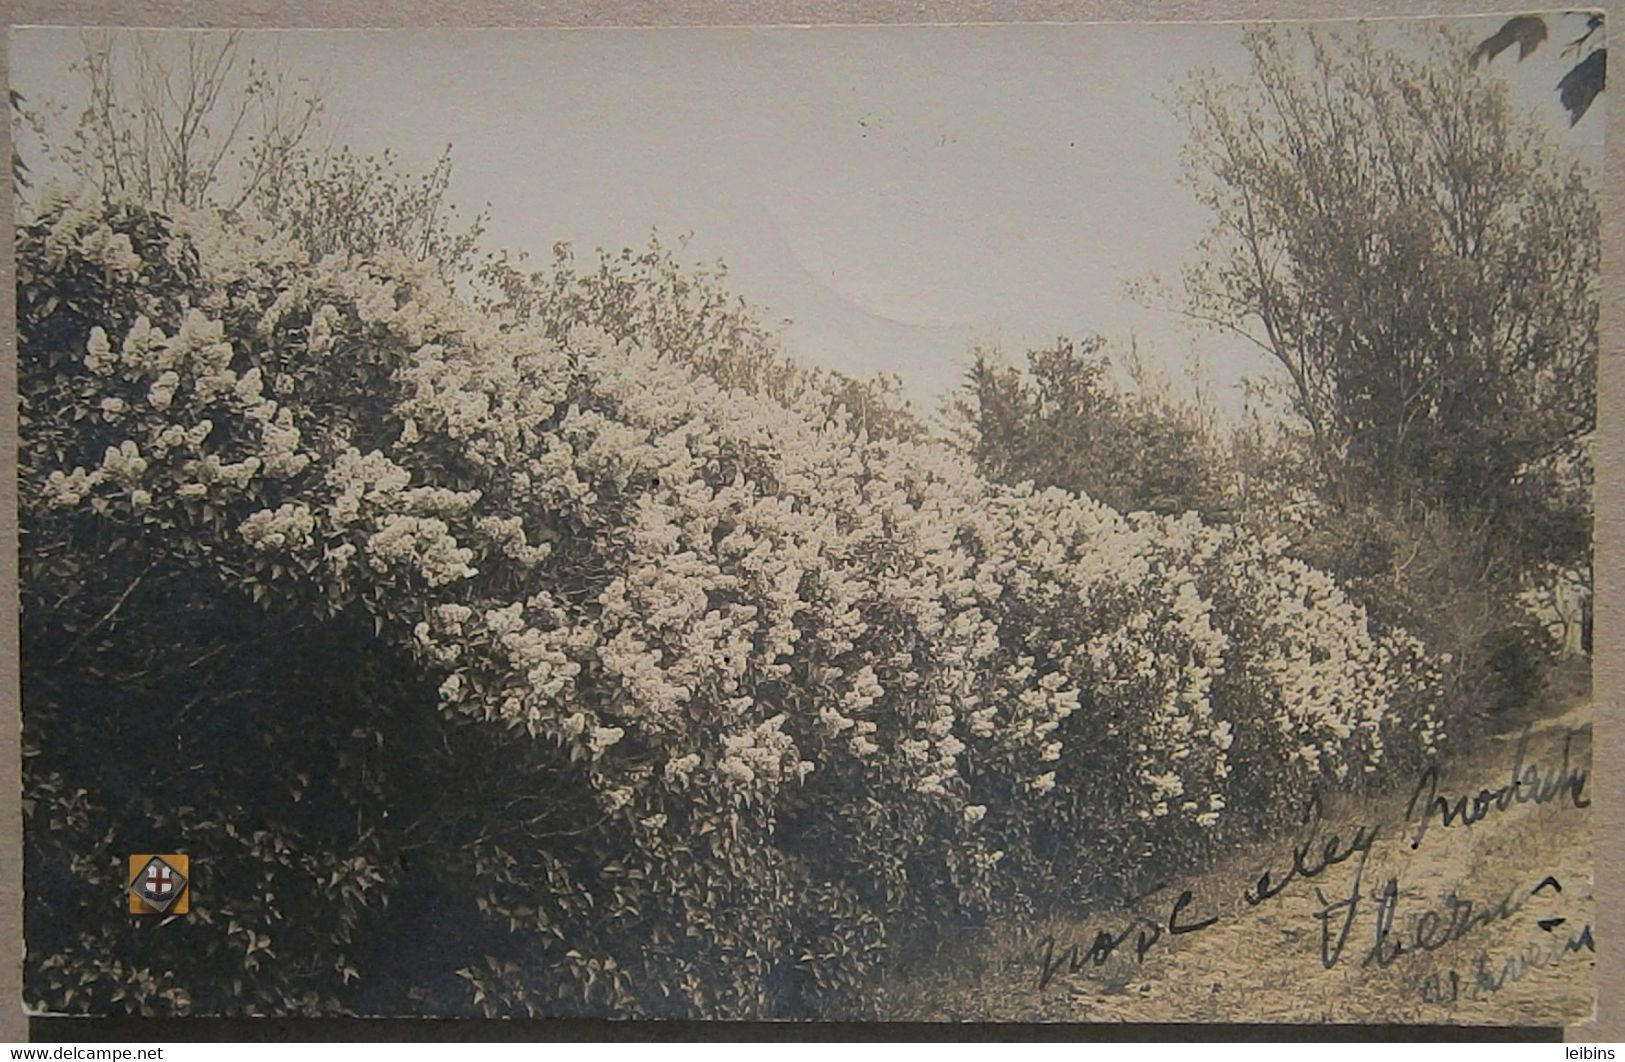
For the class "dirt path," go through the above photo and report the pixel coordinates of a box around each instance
[884,703,1595,1025]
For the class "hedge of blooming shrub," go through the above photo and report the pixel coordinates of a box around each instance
[19,199,1444,1018]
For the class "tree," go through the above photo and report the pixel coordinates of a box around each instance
[33,30,485,276]
[950,336,1227,516]
[1170,25,1600,714]
[59,29,324,212]
[1174,26,1597,586]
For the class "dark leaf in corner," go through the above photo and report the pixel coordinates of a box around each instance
[1558,47,1607,125]
[1471,15,1549,67]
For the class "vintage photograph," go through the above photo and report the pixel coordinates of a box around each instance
[9,14,1602,1025]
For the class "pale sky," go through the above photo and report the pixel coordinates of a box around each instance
[11,19,1606,419]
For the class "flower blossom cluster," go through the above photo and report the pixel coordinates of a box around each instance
[19,201,1448,1008]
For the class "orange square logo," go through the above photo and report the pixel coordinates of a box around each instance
[128,854,190,914]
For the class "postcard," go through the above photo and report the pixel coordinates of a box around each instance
[8,14,1603,1025]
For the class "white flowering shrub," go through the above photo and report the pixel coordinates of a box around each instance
[19,199,1443,1017]
[476,240,928,444]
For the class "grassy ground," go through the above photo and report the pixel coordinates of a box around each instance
[877,670,1595,1025]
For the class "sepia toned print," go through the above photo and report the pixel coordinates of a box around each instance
[9,16,1600,1023]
